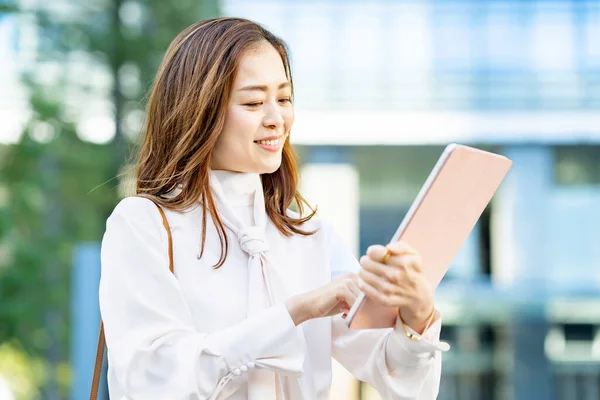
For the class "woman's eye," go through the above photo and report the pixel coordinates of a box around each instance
[245,102,263,108]
[279,98,292,104]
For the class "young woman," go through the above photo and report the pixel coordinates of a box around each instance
[100,17,448,400]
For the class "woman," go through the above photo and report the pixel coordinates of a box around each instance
[100,17,448,400]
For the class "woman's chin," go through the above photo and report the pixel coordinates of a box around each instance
[258,157,283,174]
[260,163,282,175]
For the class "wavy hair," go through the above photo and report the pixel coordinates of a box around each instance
[135,17,316,268]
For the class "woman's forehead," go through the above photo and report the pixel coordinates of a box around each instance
[233,43,288,89]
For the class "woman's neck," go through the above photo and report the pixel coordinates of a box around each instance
[210,169,261,206]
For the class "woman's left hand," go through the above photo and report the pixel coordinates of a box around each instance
[358,241,437,334]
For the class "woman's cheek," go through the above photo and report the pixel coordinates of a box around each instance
[284,107,295,130]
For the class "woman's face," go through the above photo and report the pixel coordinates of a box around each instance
[211,41,294,174]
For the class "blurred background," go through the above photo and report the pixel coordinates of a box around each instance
[1,0,600,399]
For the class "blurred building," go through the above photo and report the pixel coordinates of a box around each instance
[223,1,600,399]
[4,0,600,399]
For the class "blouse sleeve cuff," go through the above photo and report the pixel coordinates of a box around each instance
[385,316,450,368]
[204,303,298,368]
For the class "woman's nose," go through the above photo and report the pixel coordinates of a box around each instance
[262,104,284,129]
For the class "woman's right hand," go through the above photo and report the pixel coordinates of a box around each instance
[284,273,361,326]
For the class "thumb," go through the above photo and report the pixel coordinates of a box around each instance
[366,244,388,261]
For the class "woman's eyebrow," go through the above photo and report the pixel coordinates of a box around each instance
[237,82,290,92]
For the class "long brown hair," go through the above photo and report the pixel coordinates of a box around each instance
[135,17,316,268]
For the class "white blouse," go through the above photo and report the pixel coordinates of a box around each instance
[99,170,448,400]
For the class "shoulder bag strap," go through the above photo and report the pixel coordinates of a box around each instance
[89,202,173,400]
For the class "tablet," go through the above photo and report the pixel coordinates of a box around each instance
[345,144,512,330]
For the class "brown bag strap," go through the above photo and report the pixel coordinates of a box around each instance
[90,202,173,400]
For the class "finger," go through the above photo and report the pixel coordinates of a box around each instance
[358,279,407,308]
[359,268,401,297]
[338,284,358,308]
[339,273,361,297]
[386,241,418,256]
[348,278,362,297]
[360,255,404,284]
[388,253,423,274]
[338,305,350,316]
[344,272,361,284]
[366,245,388,262]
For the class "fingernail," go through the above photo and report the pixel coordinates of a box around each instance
[342,313,347,319]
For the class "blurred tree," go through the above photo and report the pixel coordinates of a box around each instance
[0,1,220,398]
[0,4,16,13]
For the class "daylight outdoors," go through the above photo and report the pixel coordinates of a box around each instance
[1,1,600,399]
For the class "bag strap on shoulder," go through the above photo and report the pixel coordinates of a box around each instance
[89,202,173,400]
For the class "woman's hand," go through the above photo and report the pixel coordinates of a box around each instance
[358,241,437,334]
[285,273,361,326]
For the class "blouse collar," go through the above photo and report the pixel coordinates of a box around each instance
[209,169,261,207]
[164,170,261,207]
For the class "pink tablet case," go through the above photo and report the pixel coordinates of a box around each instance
[346,144,512,330]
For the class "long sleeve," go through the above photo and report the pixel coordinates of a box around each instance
[325,221,448,400]
[99,197,302,400]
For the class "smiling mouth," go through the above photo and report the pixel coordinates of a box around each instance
[253,133,288,147]
[254,137,282,146]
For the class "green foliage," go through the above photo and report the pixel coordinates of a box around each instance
[0,87,116,352]
[0,1,17,14]
[0,0,220,397]
[0,341,45,400]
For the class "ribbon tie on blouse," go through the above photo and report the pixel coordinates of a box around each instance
[238,226,269,256]
[207,171,311,400]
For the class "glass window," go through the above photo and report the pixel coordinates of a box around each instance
[389,2,433,72]
[530,3,576,71]
[287,8,332,73]
[484,1,528,70]
[338,4,383,73]
[582,5,600,68]
[432,9,475,70]
[554,146,600,186]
